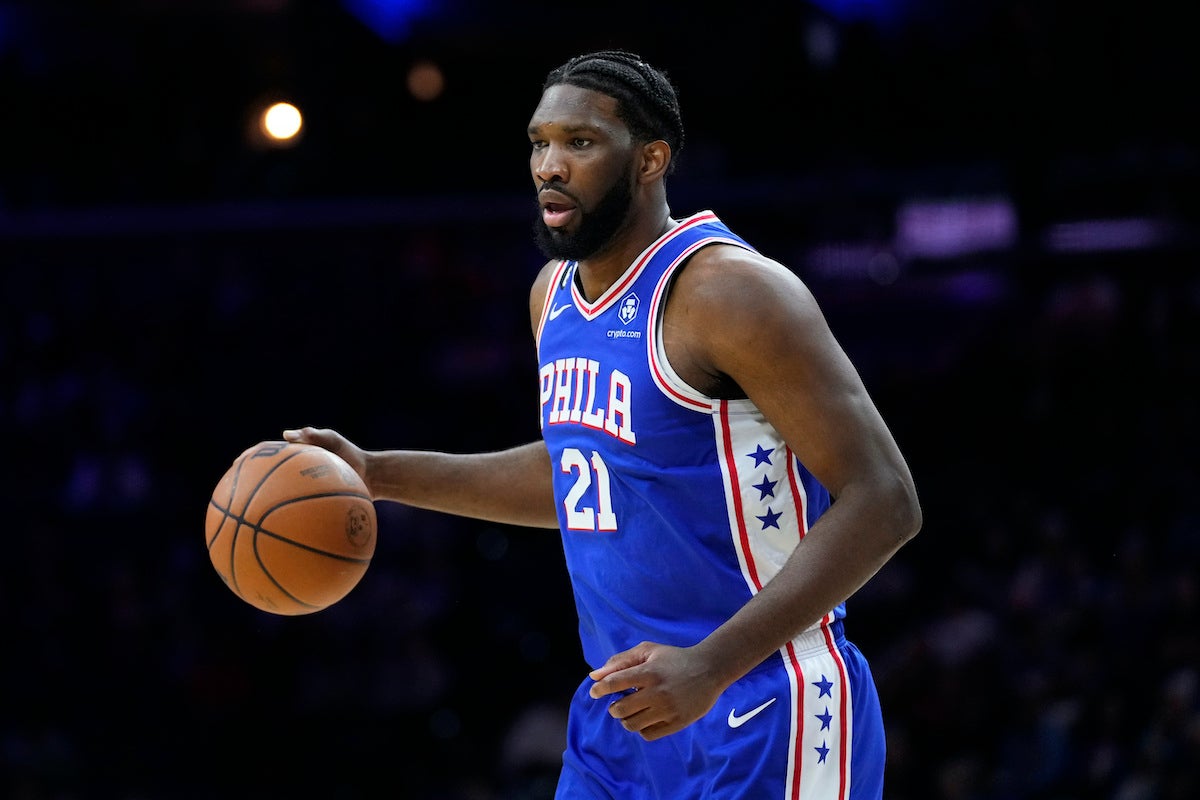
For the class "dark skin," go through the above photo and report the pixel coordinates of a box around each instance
[285,83,921,742]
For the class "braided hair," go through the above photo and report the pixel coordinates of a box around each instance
[543,50,685,174]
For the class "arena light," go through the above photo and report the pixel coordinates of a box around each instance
[248,99,305,149]
[1043,217,1175,254]
[342,0,433,43]
[894,196,1018,260]
[261,101,303,141]
[806,0,912,25]
[406,59,445,101]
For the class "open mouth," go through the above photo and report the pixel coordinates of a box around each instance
[539,187,578,228]
[542,202,577,227]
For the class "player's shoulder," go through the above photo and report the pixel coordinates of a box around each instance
[678,243,809,304]
[534,257,562,278]
[528,258,567,324]
[530,257,563,296]
[668,243,827,345]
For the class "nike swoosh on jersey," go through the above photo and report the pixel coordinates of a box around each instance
[548,303,574,320]
[727,697,777,728]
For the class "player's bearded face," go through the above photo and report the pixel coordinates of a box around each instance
[532,169,635,261]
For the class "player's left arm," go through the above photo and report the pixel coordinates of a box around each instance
[589,244,922,739]
[693,243,922,663]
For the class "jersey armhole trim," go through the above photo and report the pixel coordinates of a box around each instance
[535,260,574,353]
[646,236,754,412]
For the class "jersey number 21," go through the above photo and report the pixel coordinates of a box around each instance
[560,448,617,531]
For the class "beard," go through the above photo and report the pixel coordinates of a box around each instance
[532,172,635,261]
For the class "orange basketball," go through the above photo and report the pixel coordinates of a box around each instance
[205,440,376,615]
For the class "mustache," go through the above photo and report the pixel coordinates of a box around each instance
[538,180,579,204]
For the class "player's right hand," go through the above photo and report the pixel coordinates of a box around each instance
[282,427,370,493]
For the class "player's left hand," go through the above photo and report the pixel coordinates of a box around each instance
[588,642,725,741]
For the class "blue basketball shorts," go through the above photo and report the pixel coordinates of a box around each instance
[554,621,886,799]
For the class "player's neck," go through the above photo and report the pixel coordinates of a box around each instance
[575,204,674,302]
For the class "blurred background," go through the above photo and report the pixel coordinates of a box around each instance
[2,0,1197,798]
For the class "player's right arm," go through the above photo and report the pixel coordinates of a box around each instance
[281,429,558,529]
[280,262,564,530]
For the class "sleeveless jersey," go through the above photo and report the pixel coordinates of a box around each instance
[535,210,845,671]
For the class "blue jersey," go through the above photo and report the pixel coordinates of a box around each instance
[535,210,845,672]
[536,211,884,800]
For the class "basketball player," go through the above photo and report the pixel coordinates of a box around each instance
[284,50,921,799]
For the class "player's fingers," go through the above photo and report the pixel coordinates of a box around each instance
[284,427,349,455]
[282,426,316,442]
[589,667,644,699]
[588,650,636,680]
[610,697,659,729]
[637,720,677,742]
[604,688,649,721]
[614,705,681,740]
[588,643,655,693]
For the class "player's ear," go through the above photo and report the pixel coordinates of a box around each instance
[637,140,671,184]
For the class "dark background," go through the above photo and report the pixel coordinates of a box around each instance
[2,1,1197,798]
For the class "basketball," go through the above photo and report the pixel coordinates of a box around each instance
[205,440,377,615]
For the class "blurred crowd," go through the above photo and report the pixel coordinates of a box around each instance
[1,200,1196,799]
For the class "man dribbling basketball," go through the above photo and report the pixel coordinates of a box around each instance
[284,49,921,799]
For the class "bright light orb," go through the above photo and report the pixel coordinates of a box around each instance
[261,102,303,141]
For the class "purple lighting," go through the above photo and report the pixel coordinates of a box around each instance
[1043,218,1175,254]
[895,196,1018,260]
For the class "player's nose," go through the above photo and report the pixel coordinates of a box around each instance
[533,143,570,185]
